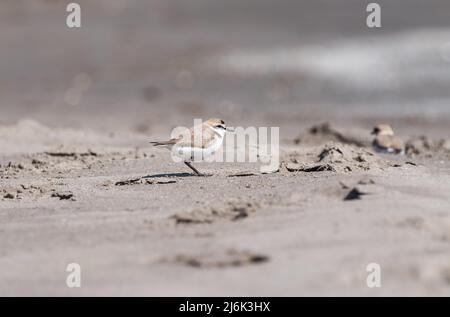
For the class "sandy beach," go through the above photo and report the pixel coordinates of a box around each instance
[1,1,450,296]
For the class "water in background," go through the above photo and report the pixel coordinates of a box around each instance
[1,0,450,133]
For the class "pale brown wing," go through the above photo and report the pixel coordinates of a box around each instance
[152,122,220,148]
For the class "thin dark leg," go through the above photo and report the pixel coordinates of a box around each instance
[184,161,203,176]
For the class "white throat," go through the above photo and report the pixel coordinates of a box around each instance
[214,128,226,139]
[207,124,226,139]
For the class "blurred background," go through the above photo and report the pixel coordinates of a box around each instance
[1,0,450,137]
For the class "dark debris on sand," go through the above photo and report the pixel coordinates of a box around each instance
[171,202,259,225]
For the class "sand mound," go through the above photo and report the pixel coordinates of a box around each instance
[0,150,102,179]
[0,119,52,139]
[405,136,450,157]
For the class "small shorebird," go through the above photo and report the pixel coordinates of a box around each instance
[150,118,229,176]
[371,124,404,154]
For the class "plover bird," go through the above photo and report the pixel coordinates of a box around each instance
[371,124,404,154]
[150,118,229,176]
